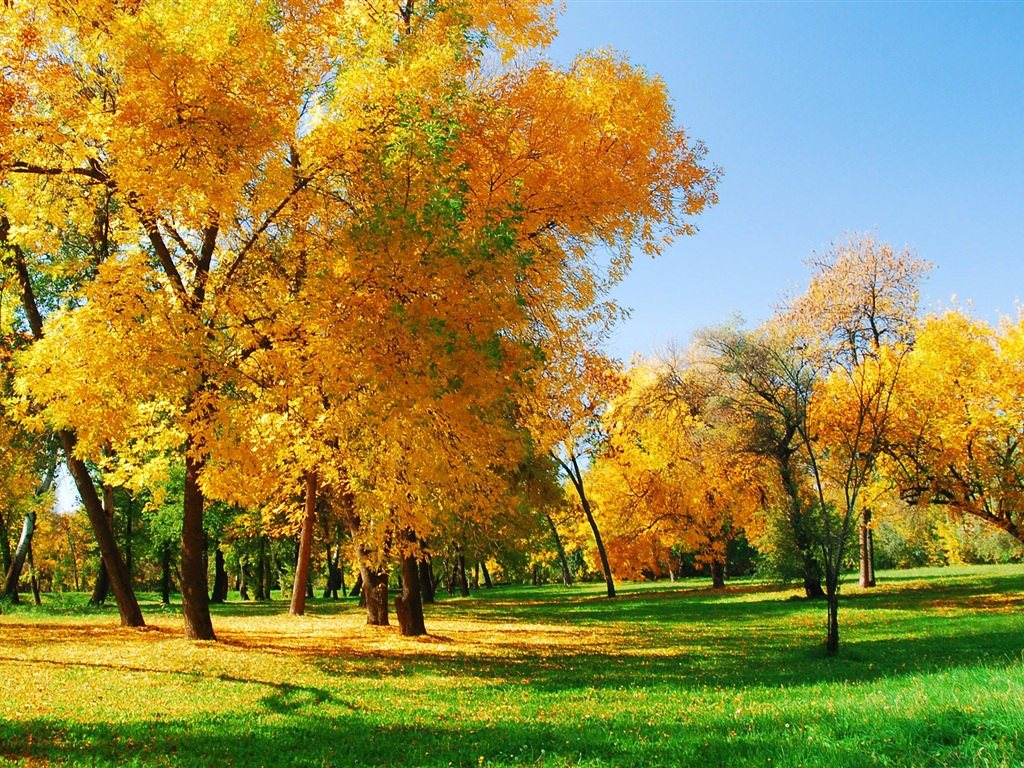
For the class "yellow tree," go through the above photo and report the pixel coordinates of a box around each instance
[589,354,765,586]
[4,0,716,640]
[883,311,1024,546]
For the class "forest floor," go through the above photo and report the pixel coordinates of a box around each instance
[1,564,1023,767]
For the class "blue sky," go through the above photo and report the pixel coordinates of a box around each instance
[546,1,1024,360]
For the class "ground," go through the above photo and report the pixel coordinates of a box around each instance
[1,565,1023,767]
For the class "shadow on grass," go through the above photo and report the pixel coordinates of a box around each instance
[0,701,1013,768]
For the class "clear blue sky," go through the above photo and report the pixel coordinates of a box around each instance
[546,1,1024,360]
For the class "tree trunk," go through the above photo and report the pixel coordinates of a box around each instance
[826,584,840,657]
[60,434,143,625]
[181,450,215,640]
[562,454,615,598]
[290,471,317,616]
[254,538,268,600]
[2,227,142,627]
[239,561,251,601]
[859,508,876,588]
[360,565,389,626]
[89,561,110,605]
[210,546,229,603]
[27,543,41,605]
[350,571,362,599]
[324,542,340,599]
[544,511,573,586]
[1,511,35,599]
[457,552,470,597]
[124,496,133,585]
[481,560,493,588]
[471,561,480,590]
[0,510,12,576]
[418,558,435,604]
[710,558,726,588]
[338,552,347,597]
[161,543,172,605]
[395,553,426,636]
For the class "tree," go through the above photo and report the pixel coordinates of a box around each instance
[884,311,1024,547]
[589,354,766,587]
[3,0,716,642]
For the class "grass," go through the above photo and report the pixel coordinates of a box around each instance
[1,564,1023,767]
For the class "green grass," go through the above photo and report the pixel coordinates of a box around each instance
[2,565,1023,767]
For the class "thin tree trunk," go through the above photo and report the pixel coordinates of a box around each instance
[481,560,493,588]
[395,553,426,636]
[0,510,12,575]
[859,508,876,588]
[350,571,362,599]
[338,551,347,597]
[558,453,615,597]
[457,552,470,597]
[181,449,215,640]
[27,543,41,606]
[239,561,251,601]
[255,537,268,600]
[161,543,172,605]
[544,511,573,586]
[290,471,317,616]
[471,561,480,590]
[826,583,840,657]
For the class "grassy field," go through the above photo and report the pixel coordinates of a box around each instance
[1,565,1023,767]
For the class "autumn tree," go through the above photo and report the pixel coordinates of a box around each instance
[3,0,716,641]
[883,310,1024,547]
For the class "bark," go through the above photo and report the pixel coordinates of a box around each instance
[89,561,110,605]
[323,542,341,599]
[559,454,615,597]
[710,558,726,589]
[480,560,493,589]
[859,508,876,588]
[360,565,389,626]
[395,553,426,636]
[290,471,317,616]
[0,511,12,575]
[418,558,435,604]
[457,552,470,597]
[544,511,573,586]
[779,453,825,599]
[27,544,41,605]
[826,585,840,657]
[239,561,251,601]
[181,450,215,640]
[471,561,480,590]
[338,552,347,597]
[124,496,133,583]
[1,511,35,599]
[254,537,268,600]
[161,543,172,605]
[210,546,229,603]
[350,572,362,599]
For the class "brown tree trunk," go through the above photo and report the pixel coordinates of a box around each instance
[418,558,435,603]
[60,435,143,625]
[290,471,317,616]
[859,508,876,588]
[0,510,11,576]
[350,571,362,600]
[710,558,726,588]
[181,450,215,640]
[826,584,840,657]
[254,537,268,600]
[360,565,389,625]
[161,543,172,605]
[395,553,426,636]
[90,560,110,605]
[560,454,615,597]
[481,560,493,588]
[457,552,470,597]
[27,543,41,606]
[210,546,229,603]
[544,511,573,586]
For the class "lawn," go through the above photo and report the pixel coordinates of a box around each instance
[2,565,1023,767]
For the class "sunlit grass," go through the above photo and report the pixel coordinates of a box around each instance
[2,564,1023,767]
